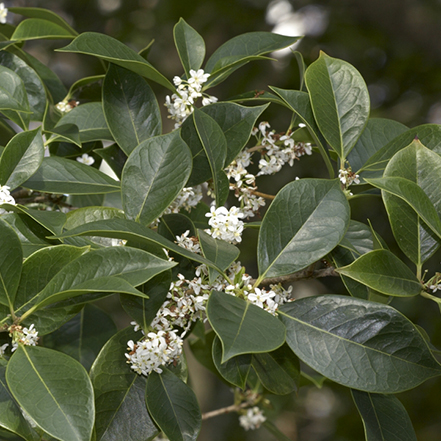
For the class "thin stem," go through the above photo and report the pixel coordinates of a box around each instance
[420,290,441,305]
[249,190,275,200]
[202,402,250,420]
[246,144,265,153]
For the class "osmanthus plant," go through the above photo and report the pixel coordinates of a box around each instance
[0,6,440,441]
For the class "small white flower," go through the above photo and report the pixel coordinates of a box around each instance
[175,230,201,254]
[0,3,8,24]
[202,95,218,106]
[76,153,95,166]
[0,343,8,357]
[56,98,78,113]
[239,407,266,431]
[10,324,39,352]
[205,205,245,244]
[188,69,210,90]
[0,185,15,214]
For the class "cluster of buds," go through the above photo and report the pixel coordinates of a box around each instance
[55,98,79,113]
[0,3,7,24]
[239,406,267,431]
[338,166,360,187]
[205,205,245,244]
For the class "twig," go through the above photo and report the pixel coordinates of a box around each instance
[246,144,265,153]
[250,189,275,200]
[253,266,339,286]
[202,401,250,420]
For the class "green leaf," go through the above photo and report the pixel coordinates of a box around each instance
[0,127,44,190]
[0,365,39,441]
[228,90,287,107]
[258,179,350,279]
[382,139,441,265]
[336,249,422,297]
[0,219,22,310]
[64,206,125,231]
[90,326,158,441]
[347,118,408,173]
[44,304,117,372]
[206,290,285,362]
[262,420,293,441]
[0,64,30,120]
[6,345,94,441]
[173,18,205,77]
[212,336,251,389]
[200,102,268,166]
[121,131,192,225]
[365,176,441,242]
[66,74,104,99]
[58,32,174,91]
[8,7,78,36]
[352,390,417,441]
[55,102,113,143]
[339,220,378,256]
[52,218,226,274]
[22,156,120,194]
[251,344,300,395]
[198,229,239,283]
[103,64,161,156]
[279,295,441,393]
[94,143,127,179]
[11,18,75,41]
[146,368,201,441]
[0,51,47,122]
[46,124,81,147]
[158,213,196,242]
[305,52,370,159]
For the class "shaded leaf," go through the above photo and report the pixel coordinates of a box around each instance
[47,124,81,147]
[11,18,75,41]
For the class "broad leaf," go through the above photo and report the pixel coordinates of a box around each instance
[305,52,370,159]
[6,345,94,441]
[280,295,441,393]
[339,220,378,256]
[90,326,158,441]
[22,156,120,194]
[121,131,192,225]
[0,127,44,190]
[47,124,81,147]
[146,368,201,441]
[174,18,205,76]
[0,219,22,310]
[103,64,161,156]
[206,290,285,362]
[11,19,75,41]
[258,179,350,279]
[58,32,174,91]
[64,206,125,231]
[44,304,117,371]
[352,390,417,441]
[94,143,127,179]
[158,213,196,242]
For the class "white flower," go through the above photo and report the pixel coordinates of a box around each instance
[175,230,201,254]
[188,69,210,90]
[339,167,360,186]
[56,99,78,113]
[205,205,245,244]
[10,324,39,352]
[239,407,266,431]
[76,153,95,166]
[202,95,218,106]
[0,343,8,357]
[0,3,7,24]
[0,185,15,214]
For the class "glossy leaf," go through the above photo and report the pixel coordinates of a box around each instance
[339,220,378,256]
[0,127,44,190]
[146,368,201,441]
[64,206,125,231]
[0,65,30,119]
[174,18,205,76]
[206,290,285,362]
[336,249,422,297]
[280,295,441,393]
[6,345,94,441]
[305,52,370,159]
[47,124,81,147]
[352,390,417,441]
[22,156,120,194]
[0,219,22,310]
[11,18,75,41]
[158,213,196,242]
[121,131,192,225]
[103,64,161,156]
[90,326,158,441]
[94,143,127,179]
[258,179,350,279]
[58,32,174,91]
[44,304,117,371]
[382,140,441,264]
[55,102,113,142]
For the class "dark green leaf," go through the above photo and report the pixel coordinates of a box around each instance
[6,345,94,441]
[258,179,350,279]
[0,65,30,121]
[280,295,441,393]
[11,19,75,41]
[46,124,81,147]
[146,368,201,441]
[64,206,125,231]
[158,214,196,242]
[103,64,161,156]
[352,390,417,441]
[206,290,285,362]
[339,220,377,256]
[121,131,192,225]
[94,143,127,179]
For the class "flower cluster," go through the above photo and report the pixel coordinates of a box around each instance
[9,324,39,352]
[239,406,266,431]
[125,330,183,376]
[76,153,95,166]
[338,167,360,187]
[55,98,79,113]
[0,3,7,24]
[205,205,245,244]
[165,69,217,128]
[165,185,203,215]
[0,342,8,357]
[0,185,15,214]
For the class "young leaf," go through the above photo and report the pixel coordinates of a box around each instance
[6,345,94,441]
[103,64,161,156]
[57,32,174,91]
[11,19,75,41]
[352,390,417,441]
[174,18,205,77]
[336,249,422,297]
[0,127,44,190]
[146,368,202,441]
[22,156,120,194]
[206,290,285,362]
[258,179,350,279]
[90,326,159,441]
[121,131,192,226]
[279,295,441,393]
[0,219,22,310]
[305,52,370,160]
